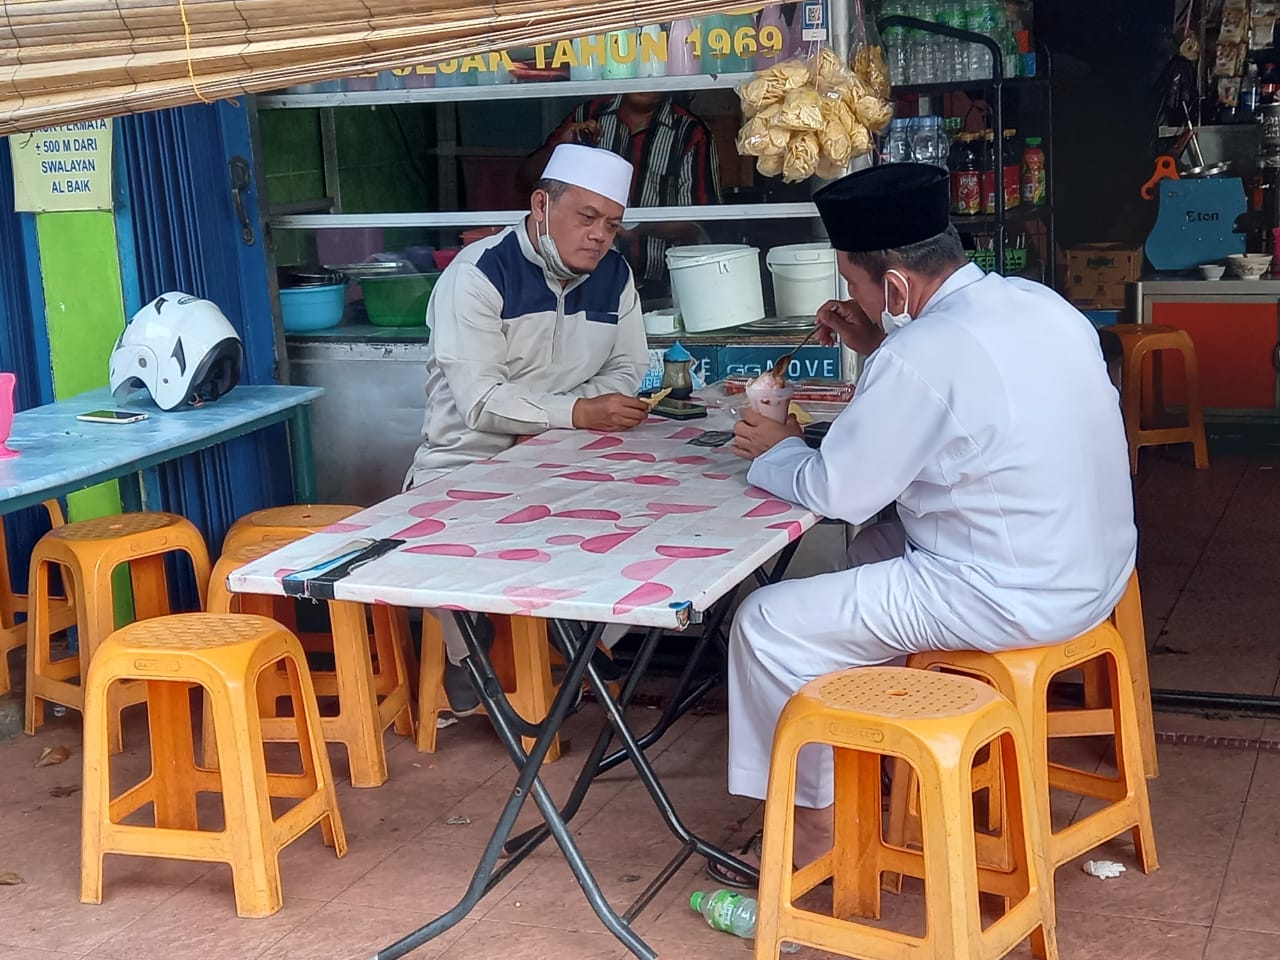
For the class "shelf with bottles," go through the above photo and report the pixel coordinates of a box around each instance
[877,0,1037,89]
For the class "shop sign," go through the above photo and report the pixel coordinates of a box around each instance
[309,21,790,90]
[9,120,114,213]
[721,345,839,380]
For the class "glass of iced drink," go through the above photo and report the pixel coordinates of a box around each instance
[745,371,794,423]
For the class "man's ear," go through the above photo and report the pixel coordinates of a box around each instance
[530,190,547,223]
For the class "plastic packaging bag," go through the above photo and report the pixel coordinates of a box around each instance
[734,40,891,183]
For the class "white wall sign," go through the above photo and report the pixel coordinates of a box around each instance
[9,119,114,213]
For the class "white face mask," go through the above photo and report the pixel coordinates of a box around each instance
[881,269,913,331]
[534,195,584,282]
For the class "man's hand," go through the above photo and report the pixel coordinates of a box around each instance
[572,394,651,432]
[554,120,600,146]
[732,406,804,460]
[816,298,885,355]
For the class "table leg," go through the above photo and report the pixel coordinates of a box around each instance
[372,613,657,960]
[288,405,317,504]
[551,620,759,895]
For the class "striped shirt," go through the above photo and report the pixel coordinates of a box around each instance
[547,96,721,281]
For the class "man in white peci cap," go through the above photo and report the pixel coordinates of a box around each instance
[406,143,651,712]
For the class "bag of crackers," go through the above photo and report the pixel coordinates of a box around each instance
[735,15,893,184]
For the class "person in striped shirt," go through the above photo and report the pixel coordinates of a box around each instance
[520,93,721,298]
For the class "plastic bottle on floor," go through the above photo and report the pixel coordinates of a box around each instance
[690,890,800,952]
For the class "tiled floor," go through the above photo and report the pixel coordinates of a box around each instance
[1,444,1279,959]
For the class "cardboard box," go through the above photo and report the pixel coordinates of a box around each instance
[1064,244,1144,309]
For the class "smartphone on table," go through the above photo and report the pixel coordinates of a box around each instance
[76,409,149,425]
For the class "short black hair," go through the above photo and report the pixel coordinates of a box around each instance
[844,224,968,283]
[533,178,570,202]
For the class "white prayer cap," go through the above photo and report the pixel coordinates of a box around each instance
[540,143,634,210]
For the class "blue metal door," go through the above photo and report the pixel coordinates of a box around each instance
[0,144,58,587]
[115,102,293,571]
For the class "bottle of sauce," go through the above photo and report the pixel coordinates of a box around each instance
[1243,63,1262,122]
[1021,136,1046,205]
[981,129,997,215]
[1002,129,1021,210]
[1262,60,1280,104]
[950,134,981,215]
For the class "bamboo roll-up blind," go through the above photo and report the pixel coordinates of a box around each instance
[0,0,769,135]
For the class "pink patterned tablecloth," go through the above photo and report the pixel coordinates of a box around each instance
[227,388,834,630]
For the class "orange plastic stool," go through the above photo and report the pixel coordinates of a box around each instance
[1102,324,1208,473]
[208,540,415,787]
[221,504,362,555]
[1062,572,1158,779]
[0,499,73,695]
[755,667,1058,960]
[898,621,1158,879]
[80,614,346,918]
[25,512,212,749]
[417,612,561,761]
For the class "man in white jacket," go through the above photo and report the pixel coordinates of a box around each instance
[406,144,651,710]
[713,162,1137,885]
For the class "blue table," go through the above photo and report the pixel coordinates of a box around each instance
[0,385,325,514]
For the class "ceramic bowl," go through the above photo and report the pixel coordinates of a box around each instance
[1198,263,1226,280]
[1227,254,1272,280]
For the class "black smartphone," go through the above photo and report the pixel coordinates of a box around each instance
[652,399,708,421]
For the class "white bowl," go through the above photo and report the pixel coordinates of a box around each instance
[1227,254,1272,280]
[1198,263,1226,280]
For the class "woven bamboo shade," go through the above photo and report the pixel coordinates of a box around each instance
[0,0,770,135]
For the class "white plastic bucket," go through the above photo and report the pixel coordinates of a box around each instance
[666,244,754,313]
[766,243,839,319]
[666,246,765,332]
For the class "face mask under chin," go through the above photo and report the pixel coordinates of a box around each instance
[535,199,586,282]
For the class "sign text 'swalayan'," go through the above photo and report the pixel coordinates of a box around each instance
[9,120,114,213]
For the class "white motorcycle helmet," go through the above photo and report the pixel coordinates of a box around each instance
[109,292,244,411]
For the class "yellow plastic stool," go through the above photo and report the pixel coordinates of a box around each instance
[221,504,362,555]
[897,621,1158,879]
[1064,572,1158,779]
[416,612,562,761]
[80,613,346,918]
[755,667,1058,960]
[208,539,415,787]
[0,499,73,695]
[1103,324,1209,473]
[25,512,212,748]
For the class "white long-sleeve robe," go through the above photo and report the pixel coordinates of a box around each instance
[729,262,1137,808]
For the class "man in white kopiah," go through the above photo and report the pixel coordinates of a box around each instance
[405,143,651,713]
[710,162,1136,886]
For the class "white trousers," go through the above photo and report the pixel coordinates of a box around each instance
[432,609,630,664]
[727,520,979,809]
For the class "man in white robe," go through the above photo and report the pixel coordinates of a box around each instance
[405,144,651,712]
[714,162,1136,882]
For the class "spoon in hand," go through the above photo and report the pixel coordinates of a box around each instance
[770,326,820,380]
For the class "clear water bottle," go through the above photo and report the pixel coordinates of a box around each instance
[916,0,941,83]
[881,0,910,86]
[965,0,998,79]
[938,0,968,82]
[911,115,947,168]
[885,117,913,162]
[690,890,801,952]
